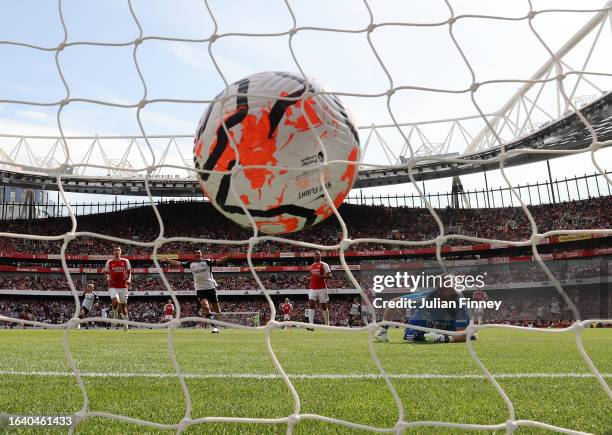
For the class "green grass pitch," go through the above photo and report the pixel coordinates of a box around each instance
[0,327,610,434]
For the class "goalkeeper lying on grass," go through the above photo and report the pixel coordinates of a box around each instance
[375,277,474,344]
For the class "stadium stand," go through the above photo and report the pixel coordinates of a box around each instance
[1,286,607,328]
[0,197,609,329]
[0,197,610,254]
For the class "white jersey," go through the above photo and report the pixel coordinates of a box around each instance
[186,260,217,290]
[349,303,361,316]
[361,306,370,323]
[550,301,561,314]
[101,308,109,318]
[82,292,97,310]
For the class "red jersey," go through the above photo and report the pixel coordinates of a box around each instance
[473,290,488,301]
[310,261,331,290]
[164,303,175,316]
[104,258,131,289]
[282,302,292,314]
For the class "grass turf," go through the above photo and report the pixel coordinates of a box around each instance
[0,327,610,434]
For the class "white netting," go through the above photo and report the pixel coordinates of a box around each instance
[0,1,611,433]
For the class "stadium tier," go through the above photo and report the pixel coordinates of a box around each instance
[0,197,610,254]
[0,286,607,328]
[0,197,609,328]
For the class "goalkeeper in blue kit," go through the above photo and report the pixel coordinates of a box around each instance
[375,277,473,343]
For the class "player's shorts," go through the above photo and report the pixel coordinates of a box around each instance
[82,300,94,312]
[308,289,329,303]
[80,306,90,315]
[164,314,173,321]
[197,288,218,304]
[283,314,291,321]
[109,287,128,304]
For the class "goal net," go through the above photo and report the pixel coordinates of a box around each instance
[0,1,611,433]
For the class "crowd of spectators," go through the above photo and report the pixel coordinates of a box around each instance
[0,297,275,327]
[0,299,75,324]
[478,289,605,326]
[1,197,609,329]
[477,262,605,285]
[0,197,609,255]
[0,276,37,290]
[1,287,608,328]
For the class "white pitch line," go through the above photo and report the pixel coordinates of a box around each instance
[0,371,610,380]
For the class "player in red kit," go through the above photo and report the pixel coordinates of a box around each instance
[281,298,293,321]
[104,246,131,330]
[163,299,175,322]
[307,250,332,329]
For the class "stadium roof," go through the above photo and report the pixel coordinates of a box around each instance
[0,91,610,196]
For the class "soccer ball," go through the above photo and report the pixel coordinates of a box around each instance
[211,327,220,334]
[193,71,360,234]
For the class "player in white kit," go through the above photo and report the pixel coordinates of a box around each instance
[78,283,99,329]
[161,249,234,333]
[472,289,488,325]
[100,307,109,329]
[348,298,362,327]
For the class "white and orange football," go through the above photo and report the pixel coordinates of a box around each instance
[194,71,360,234]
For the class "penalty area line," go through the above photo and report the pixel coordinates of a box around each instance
[0,371,610,380]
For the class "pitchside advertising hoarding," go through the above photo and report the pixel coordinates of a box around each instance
[0,288,360,297]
